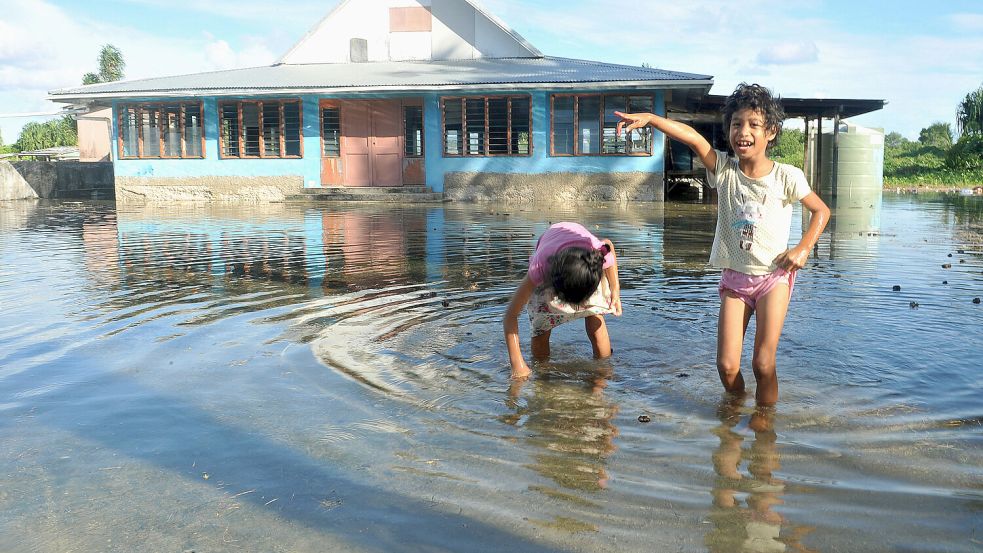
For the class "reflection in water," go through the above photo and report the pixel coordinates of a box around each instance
[707,398,815,553]
[2,198,981,553]
[505,363,618,494]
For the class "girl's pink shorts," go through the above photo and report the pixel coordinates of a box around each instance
[718,268,796,309]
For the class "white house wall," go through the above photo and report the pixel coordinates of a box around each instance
[281,0,537,64]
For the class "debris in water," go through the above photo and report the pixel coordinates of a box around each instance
[637,415,651,423]
[909,301,919,309]
[892,285,901,291]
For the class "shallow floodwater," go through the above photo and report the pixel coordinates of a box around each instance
[0,194,980,553]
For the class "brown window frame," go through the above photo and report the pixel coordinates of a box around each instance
[402,101,425,158]
[319,101,342,158]
[550,93,655,157]
[440,95,532,158]
[117,101,205,160]
[218,99,304,159]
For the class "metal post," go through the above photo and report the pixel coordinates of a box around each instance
[832,107,841,201]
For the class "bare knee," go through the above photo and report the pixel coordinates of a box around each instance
[716,359,744,392]
[751,354,776,380]
[585,315,611,358]
[531,332,551,360]
[717,358,741,379]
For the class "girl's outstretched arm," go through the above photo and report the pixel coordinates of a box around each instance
[775,192,830,270]
[614,111,717,170]
[601,239,622,316]
[504,275,536,379]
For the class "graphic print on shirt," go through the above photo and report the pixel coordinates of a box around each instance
[732,190,766,252]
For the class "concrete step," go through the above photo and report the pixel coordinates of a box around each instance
[285,186,446,203]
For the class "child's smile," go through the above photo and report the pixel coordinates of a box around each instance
[728,108,777,163]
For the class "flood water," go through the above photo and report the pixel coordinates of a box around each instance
[1,194,980,553]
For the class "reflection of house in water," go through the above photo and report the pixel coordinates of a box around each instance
[319,209,429,291]
[111,206,444,295]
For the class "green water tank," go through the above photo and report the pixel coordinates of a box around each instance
[818,123,884,209]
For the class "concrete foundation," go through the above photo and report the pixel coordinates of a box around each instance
[1,161,114,200]
[444,171,664,203]
[0,161,39,200]
[116,175,305,203]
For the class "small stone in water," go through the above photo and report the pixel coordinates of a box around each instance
[948,253,953,257]
[441,300,450,307]
[957,249,965,254]
[638,415,652,423]
[942,264,952,269]
[892,285,901,291]
[943,280,948,285]
[959,259,965,263]
[973,297,981,304]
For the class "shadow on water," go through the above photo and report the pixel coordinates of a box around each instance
[7,372,568,553]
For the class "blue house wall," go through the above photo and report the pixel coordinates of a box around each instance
[112,90,667,193]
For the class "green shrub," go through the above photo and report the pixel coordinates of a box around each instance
[946,135,983,170]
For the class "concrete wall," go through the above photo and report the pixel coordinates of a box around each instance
[78,107,112,162]
[0,160,114,200]
[116,175,303,203]
[280,0,536,64]
[0,161,39,200]
[445,171,663,202]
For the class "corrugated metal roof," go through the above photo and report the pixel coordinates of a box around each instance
[48,56,712,101]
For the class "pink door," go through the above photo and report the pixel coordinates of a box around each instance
[338,100,403,187]
[368,100,403,186]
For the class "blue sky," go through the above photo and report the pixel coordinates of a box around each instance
[1,0,982,145]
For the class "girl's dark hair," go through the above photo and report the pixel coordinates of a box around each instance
[722,82,785,149]
[548,246,605,304]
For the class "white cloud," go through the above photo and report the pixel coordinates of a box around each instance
[756,41,819,65]
[948,12,983,32]
[204,38,276,71]
[0,0,281,142]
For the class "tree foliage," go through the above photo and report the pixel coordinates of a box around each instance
[771,128,804,168]
[885,132,911,149]
[956,84,983,137]
[918,122,953,150]
[946,134,983,170]
[14,116,78,151]
[81,44,125,85]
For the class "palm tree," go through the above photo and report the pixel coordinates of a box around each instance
[81,44,125,85]
[956,84,983,137]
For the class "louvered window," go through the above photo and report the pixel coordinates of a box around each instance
[118,101,204,159]
[550,94,654,156]
[219,99,304,159]
[441,96,532,157]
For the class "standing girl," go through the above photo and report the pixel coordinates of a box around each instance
[504,222,622,380]
[616,83,829,405]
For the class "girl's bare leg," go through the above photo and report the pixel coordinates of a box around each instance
[584,315,611,358]
[717,293,753,393]
[531,329,551,361]
[751,284,791,406]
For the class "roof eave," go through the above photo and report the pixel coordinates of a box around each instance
[48,79,714,103]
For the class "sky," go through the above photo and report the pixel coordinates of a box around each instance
[1,0,982,145]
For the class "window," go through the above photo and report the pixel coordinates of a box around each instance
[441,96,531,157]
[118,102,204,159]
[550,94,654,156]
[219,99,303,159]
[321,106,341,157]
[404,105,424,157]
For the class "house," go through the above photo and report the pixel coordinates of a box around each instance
[48,0,716,202]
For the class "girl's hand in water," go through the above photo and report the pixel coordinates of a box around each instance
[614,111,652,136]
[510,362,531,381]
